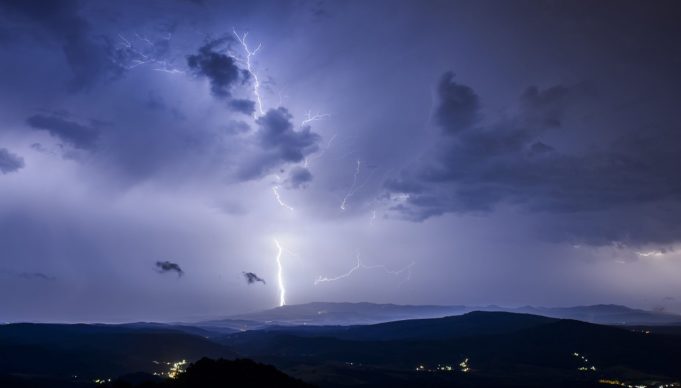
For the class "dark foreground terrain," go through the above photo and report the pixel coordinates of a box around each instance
[1,305,681,387]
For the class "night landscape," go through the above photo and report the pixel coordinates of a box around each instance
[1,1,681,387]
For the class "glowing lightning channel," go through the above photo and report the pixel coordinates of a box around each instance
[340,160,361,211]
[233,28,264,116]
[314,253,415,285]
[304,133,337,168]
[301,111,330,126]
[272,185,294,211]
[114,33,183,74]
[274,239,286,306]
[314,254,363,285]
[369,209,377,225]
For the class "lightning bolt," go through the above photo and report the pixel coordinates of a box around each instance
[369,209,377,225]
[340,160,361,211]
[304,133,337,168]
[272,185,294,211]
[114,32,183,74]
[274,239,286,306]
[301,111,330,126]
[233,28,264,116]
[314,253,415,285]
[339,159,378,211]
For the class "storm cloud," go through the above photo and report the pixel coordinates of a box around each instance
[229,99,256,115]
[0,148,25,174]
[238,108,321,180]
[286,166,313,189]
[26,113,100,150]
[1,0,681,322]
[155,261,184,277]
[388,72,681,246]
[243,271,266,285]
[187,38,248,99]
[0,0,122,90]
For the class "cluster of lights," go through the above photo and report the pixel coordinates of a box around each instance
[599,379,680,388]
[93,378,111,384]
[573,352,597,372]
[459,358,470,373]
[415,358,470,373]
[153,359,188,379]
[631,329,652,335]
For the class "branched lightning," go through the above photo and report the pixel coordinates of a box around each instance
[314,253,415,285]
[314,254,363,285]
[273,239,286,306]
[233,28,264,116]
[114,32,183,74]
[301,111,330,126]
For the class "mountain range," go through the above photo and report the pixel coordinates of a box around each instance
[2,302,681,387]
[197,301,681,328]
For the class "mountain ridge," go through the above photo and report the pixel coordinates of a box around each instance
[200,301,681,328]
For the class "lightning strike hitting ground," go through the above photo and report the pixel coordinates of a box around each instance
[314,253,415,285]
[274,239,286,307]
[233,28,264,116]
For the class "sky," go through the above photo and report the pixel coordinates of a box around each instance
[1,0,681,322]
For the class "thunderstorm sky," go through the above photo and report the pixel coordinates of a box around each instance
[1,0,681,322]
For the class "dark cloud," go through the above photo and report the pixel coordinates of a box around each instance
[0,269,55,281]
[434,71,480,134]
[257,108,320,162]
[287,166,313,189]
[242,271,266,285]
[238,108,320,180]
[224,120,251,135]
[520,85,572,129]
[110,30,175,72]
[0,0,122,90]
[388,72,681,246]
[18,272,56,281]
[528,141,555,157]
[0,148,25,174]
[228,99,256,115]
[155,261,184,277]
[187,38,248,98]
[26,113,100,150]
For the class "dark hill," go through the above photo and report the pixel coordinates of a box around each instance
[245,311,558,341]
[109,358,315,388]
[201,302,681,328]
[337,311,558,341]
[220,311,681,383]
[0,323,235,379]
